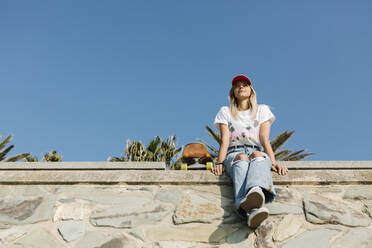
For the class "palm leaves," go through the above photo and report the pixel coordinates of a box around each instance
[125,140,146,162]
[25,150,63,162]
[0,135,30,162]
[146,136,162,161]
[108,136,183,169]
[25,155,38,162]
[160,136,183,169]
[0,135,63,162]
[197,125,220,158]
[198,125,314,161]
[269,130,314,160]
[42,150,63,162]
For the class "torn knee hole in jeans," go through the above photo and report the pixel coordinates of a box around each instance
[249,152,265,163]
[232,152,265,165]
[232,153,249,163]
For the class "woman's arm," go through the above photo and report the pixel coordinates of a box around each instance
[212,123,230,176]
[259,120,288,176]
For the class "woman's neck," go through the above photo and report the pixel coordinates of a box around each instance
[237,99,250,111]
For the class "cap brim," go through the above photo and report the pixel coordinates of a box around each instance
[232,75,251,85]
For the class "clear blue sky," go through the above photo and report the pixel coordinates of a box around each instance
[1,1,371,161]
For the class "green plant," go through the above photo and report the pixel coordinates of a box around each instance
[145,136,162,161]
[25,150,63,162]
[109,136,183,169]
[198,125,314,161]
[160,136,183,169]
[25,155,38,162]
[125,140,146,162]
[42,150,62,162]
[269,130,314,160]
[0,135,30,162]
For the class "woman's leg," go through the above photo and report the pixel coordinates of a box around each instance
[245,151,276,204]
[230,157,250,209]
[224,151,250,209]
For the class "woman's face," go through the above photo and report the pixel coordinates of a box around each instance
[233,80,251,100]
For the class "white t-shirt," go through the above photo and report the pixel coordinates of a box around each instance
[213,104,275,148]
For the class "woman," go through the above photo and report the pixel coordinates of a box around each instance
[212,74,288,228]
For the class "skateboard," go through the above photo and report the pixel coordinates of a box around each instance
[180,143,214,170]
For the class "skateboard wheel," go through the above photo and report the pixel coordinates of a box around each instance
[206,162,213,170]
[181,163,188,170]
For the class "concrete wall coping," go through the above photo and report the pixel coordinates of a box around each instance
[0,161,371,185]
[0,170,370,185]
[0,162,166,170]
[0,161,371,170]
[281,161,372,169]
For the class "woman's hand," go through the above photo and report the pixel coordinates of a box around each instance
[212,164,224,176]
[271,163,288,176]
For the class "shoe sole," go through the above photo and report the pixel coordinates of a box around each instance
[240,191,264,212]
[249,211,269,228]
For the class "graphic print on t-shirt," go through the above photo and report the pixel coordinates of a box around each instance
[228,119,261,146]
[213,104,275,148]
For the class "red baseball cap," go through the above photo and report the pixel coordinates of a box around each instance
[232,74,252,86]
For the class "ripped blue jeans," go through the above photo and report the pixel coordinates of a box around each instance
[224,146,276,210]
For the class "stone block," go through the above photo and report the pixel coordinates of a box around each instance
[155,189,182,205]
[331,227,372,248]
[274,187,301,204]
[9,228,65,248]
[281,228,339,248]
[156,241,209,248]
[90,204,170,228]
[57,221,86,242]
[303,193,370,227]
[226,227,255,248]
[254,217,278,248]
[0,192,56,228]
[272,215,306,242]
[145,225,238,243]
[76,233,141,248]
[343,186,372,200]
[53,201,91,221]
[173,191,226,224]
[0,227,28,246]
[56,187,153,205]
[265,202,303,215]
[96,234,140,248]
[74,231,111,248]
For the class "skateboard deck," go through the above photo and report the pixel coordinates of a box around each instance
[180,143,214,170]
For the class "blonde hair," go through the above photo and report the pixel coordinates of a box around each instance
[228,84,258,120]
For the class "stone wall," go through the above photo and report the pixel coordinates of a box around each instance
[0,162,371,248]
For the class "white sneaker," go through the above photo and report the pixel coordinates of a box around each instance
[247,207,269,228]
[240,186,265,212]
